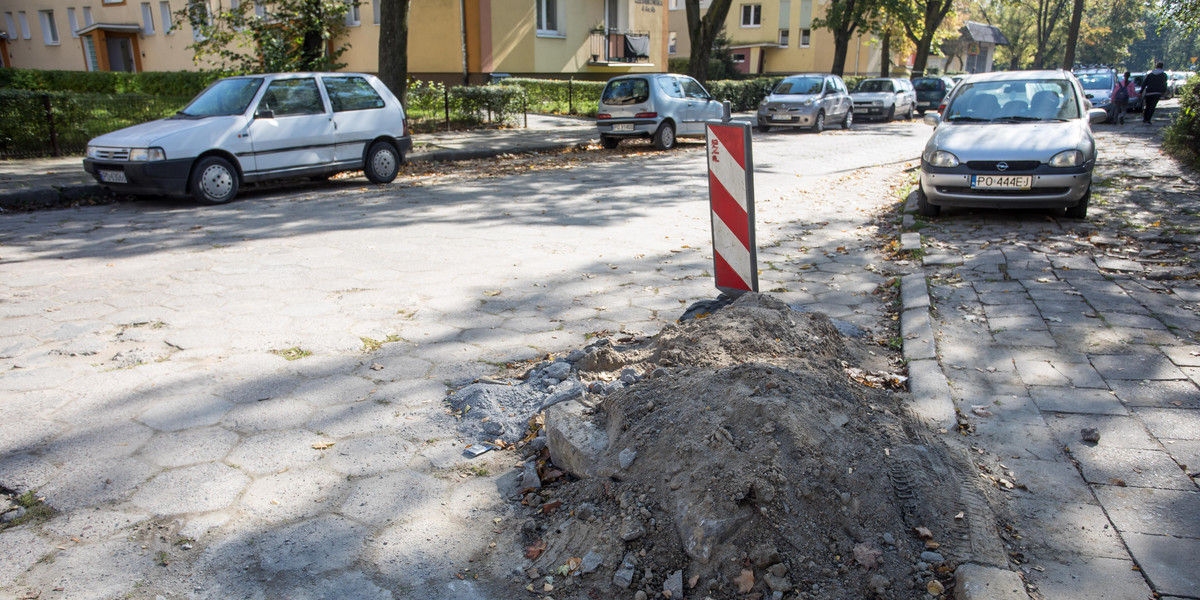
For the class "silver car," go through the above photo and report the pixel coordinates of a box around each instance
[917,70,1108,219]
[597,74,724,150]
[756,74,853,133]
[1073,67,1118,122]
[850,77,917,121]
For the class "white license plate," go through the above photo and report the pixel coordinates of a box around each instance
[971,175,1032,190]
[99,170,128,184]
[853,108,869,113]
[612,123,634,132]
[770,115,792,121]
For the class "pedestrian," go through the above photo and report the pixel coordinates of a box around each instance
[1141,62,1169,125]
[1111,71,1135,124]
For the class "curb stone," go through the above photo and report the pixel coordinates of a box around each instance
[954,564,1028,600]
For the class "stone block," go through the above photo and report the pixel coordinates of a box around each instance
[545,399,607,478]
[1029,387,1127,415]
[1090,353,1187,381]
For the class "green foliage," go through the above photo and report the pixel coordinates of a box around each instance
[0,68,217,96]
[405,80,526,130]
[668,58,691,74]
[1164,77,1200,169]
[707,77,784,111]
[178,0,354,73]
[499,78,605,117]
[1154,0,1200,33]
[0,90,189,158]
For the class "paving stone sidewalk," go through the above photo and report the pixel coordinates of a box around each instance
[903,121,1200,599]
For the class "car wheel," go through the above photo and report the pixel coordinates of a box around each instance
[885,105,895,121]
[601,136,621,149]
[906,103,915,120]
[1064,187,1090,219]
[917,109,926,116]
[653,121,677,150]
[758,124,771,133]
[841,109,853,129]
[811,110,825,133]
[916,184,940,218]
[190,156,239,205]
[364,141,401,184]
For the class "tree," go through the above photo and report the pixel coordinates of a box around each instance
[813,0,877,76]
[1025,0,1069,68]
[179,0,353,73]
[896,0,956,76]
[686,0,735,85]
[1061,0,1084,68]
[1073,0,1145,67]
[1155,0,1200,33]
[377,0,411,105]
[973,0,1036,69]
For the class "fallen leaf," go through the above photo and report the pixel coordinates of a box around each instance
[954,512,965,520]
[524,538,547,559]
[1109,478,1127,487]
[483,290,502,296]
[311,441,335,450]
[566,556,582,573]
[688,575,699,588]
[542,500,563,515]
[734,569,755,594]
[853,542,883,569]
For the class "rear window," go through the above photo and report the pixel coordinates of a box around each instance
[323,76,386,112]
[1075,72,1114,90]
[602,79,650,105]
[913,79,944,92]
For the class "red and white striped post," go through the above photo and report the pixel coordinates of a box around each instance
[705,103,758,297]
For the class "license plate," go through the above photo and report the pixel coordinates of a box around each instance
[99,170,128,184]
[612,123,634,132]
[853,108,869,113]
[770,115,792,121]
[971,175,1032,190]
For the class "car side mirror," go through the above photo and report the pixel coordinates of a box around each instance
[923,113,941,127]
[255,109,274,119]
[1087,108,1109,124]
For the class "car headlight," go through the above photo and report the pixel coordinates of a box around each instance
[1050,149,1085,167]
[926,150,960,168]
[86,145,100,159]
[128,148,167,162]
[1092,97,1110,106]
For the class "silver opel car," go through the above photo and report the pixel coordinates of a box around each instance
[597,74,724,150]
[917,70,1108,219]
[756,73,853,133]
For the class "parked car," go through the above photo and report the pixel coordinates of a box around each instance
[84,73,411,205]
[756,73,853,133]
[912,76,957,114]
[916,70,1108,219]
[1072,67,1118,121]
[1130,72,1148,110]
[596,74,724,150]
[1167,71,1193,97]
[850,77,916,121]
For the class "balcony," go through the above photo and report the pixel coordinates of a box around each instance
[589,30,651,65]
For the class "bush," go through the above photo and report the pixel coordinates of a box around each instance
[0,68,218,97]
[405,80,526,130]
[1164,77,1199,170]
[500,78,605,117]
[0,90,189,158]
[708,77,783,112]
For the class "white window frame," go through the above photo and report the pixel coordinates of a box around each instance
[67,8,80,37]
[779,28,789,46]
[160,1,173,33]
[536,0,562,37]
[800,28,810,47]
[39,10,60,45]
[83,6,94,26]
[102,0,124,5]
[83,34,100,70]
[344,0,359,26]
[4,13,17,39]
[18,11,32,39]
[373,0,380,25]
[669,0,681,9]
[740,4,761,27]
[141,2,155,34]
[668,31,677,54]
[732,52,746,63]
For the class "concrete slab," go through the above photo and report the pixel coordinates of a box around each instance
[1133,407,1200,440]
[1122,532,1200,597]
[1045,413,1158,449]
[1009,497,1129,559]
[1003,458,1094,503]
[1090,353,1188,381]
[954,563,1028,600]
[1092,486,1200,538]
[129,462,250,516]
[1024,554,1152,600]
[1071,446,1197,490]
[1107,380,1200,409]
[1029,387,1128,415]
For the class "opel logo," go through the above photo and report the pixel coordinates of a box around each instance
[997,161,1009,171]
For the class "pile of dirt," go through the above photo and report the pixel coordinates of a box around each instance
[500,293,984,600]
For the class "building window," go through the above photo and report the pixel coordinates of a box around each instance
[83,34,99,70]
[669,0,680,8]
[373,0,380,25]
[83,7,94,26]
[344,0,359,26]
[102,0,126,5]
[67,8,80,37]
[800,28,810,47]
[17,11,31,39]
[733,52,746,63]
[779,28,789,46]
[189,0,210,41]
[668,31,677,54]
[4,13,17,39]
[254,1,266,18]
[141,3,155,34]
[536,0,560,35]
[39,10,60,44]
[159,1,173,33]
[740,4,761,27]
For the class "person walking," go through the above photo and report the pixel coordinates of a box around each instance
[1142,62,1169,125]
[1112,72,1135,124]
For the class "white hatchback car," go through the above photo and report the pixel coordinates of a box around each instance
[84,72,412,204]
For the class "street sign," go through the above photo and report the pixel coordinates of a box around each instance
[705,104,758,297]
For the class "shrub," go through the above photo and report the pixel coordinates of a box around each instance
[500,78,604,117]
[0,90,189,158]
[708,77,783,112]
[1164,77,1199,170]
[0,68,218,97]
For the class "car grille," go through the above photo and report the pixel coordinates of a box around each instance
[937,186,1070,196]
[92,147,130,160]
[966,160,1041,172]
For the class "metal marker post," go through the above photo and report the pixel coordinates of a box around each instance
[705,101,758,297]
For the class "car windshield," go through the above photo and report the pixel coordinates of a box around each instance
[773,76,824,95]
[178,78,264,117]
[944,79,1081,122]
[602,78,650,105]
[856,80,894,93]
[1075,72,1113,90]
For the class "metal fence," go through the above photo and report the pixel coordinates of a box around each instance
[0,91,190,159]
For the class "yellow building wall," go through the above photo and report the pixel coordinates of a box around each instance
[338,0,464,75]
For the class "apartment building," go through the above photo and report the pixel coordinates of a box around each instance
[666,0,879,75]
[0,0,668,82]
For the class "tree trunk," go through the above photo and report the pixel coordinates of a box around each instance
[686,0,734,85]
[1061,0,1084,69]
[300,0,326,70]
[902,0,954,77]
[880,29,890,77]
[379,0,411,105]
[830,26,856,76]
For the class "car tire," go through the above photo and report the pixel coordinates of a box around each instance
[811,110,825,133]
[916,184,940,218]
[364,141,401,184]
[1064,187,1090,219]
[917,109,926,116]
[190,156,239,205]
[653,121,677,150]
[758,124,771,133]
[601,136,621,149]
[841,109,853,129]
[885,105,895,121]
[906,104,915,120]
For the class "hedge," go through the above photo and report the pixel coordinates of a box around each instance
[406,80,526,130]
[1164,77,1200,170]
[499,77,605,117]
[0,90,189,159]
[0,68,218,97]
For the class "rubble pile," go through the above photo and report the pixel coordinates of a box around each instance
[453,294,977,599]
